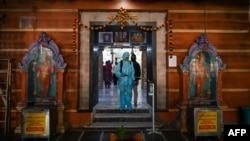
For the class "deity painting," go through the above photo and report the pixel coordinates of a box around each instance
[189,51,218,99]
[31,47,56,99]
[103,33,111,43]
[130,32,145,43]
[180,34,226,105]
[98,32,113,43]
[19,32,66,104]
[114,32,129,42]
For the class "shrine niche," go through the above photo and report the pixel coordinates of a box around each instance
[179,33,226,106]
[177,33,227,132]
[16,32,68,133]
[18,32,66,104]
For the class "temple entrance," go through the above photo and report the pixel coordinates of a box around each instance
[89,23,156,111]
[79,11,167,111]
[99,48,147,107]
[87,37,157,128]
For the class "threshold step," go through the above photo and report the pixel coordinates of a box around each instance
[95,109,151,114]
[94,113,151,118]
[83,122,163,129]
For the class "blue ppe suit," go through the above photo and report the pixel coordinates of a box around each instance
[114,52,135,111]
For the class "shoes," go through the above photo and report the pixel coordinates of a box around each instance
[134,103,137,107]
[119,109,125,113]
[119,109,133,113]
[127,109,133,113]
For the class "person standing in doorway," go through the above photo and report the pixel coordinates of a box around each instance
[106,60,113,88]
[115,52,135,112]
[112,62,118,87]
[103,60,112,88]
[131,53,141,107]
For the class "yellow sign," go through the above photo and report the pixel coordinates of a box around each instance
[197,111,218,133]
[24,113,46,135]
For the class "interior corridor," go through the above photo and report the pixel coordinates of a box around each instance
[99,47,147,108]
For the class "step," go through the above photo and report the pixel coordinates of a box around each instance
[93,112,152,122]
[87,102,165,129]
[93,103,152,113]
[95,108,151,113]
[83,121,164,129]
[94,113,151,118]
[92,103,152,121]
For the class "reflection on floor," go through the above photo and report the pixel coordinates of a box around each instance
[98,82,147,107]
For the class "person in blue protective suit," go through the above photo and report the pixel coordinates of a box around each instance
[115,52,135,112]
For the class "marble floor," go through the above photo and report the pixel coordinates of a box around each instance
[0,127,223,141]
[98,81,147,108]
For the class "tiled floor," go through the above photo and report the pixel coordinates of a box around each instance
[0,82,224,140]
[98,82,147,107]
[0,128,224,141]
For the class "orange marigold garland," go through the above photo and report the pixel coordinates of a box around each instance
[168,20,173,58]
[80,7,165,31]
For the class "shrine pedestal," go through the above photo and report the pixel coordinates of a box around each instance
[177,34,227,133]
[21,107,57,139]
[16,32,68,134]
[187,107,222,140]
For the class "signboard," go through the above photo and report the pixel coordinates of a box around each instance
[21,108,50,138]
[197,111,217,132]
[194,108,222,138]
[168,55,177,67]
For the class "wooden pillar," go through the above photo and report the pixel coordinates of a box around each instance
[56,69,64,104]
[56,69,68,133]
[178,71,189,133]
[217,70,227,109]
[217,70,223,104]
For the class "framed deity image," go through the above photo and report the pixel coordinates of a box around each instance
[30,46,56,100]
[98,32,113,43]
[103,33,112,43]
[114,32,129,42]
[130,32,146,43]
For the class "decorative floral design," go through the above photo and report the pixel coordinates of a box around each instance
[78,7,166,31]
